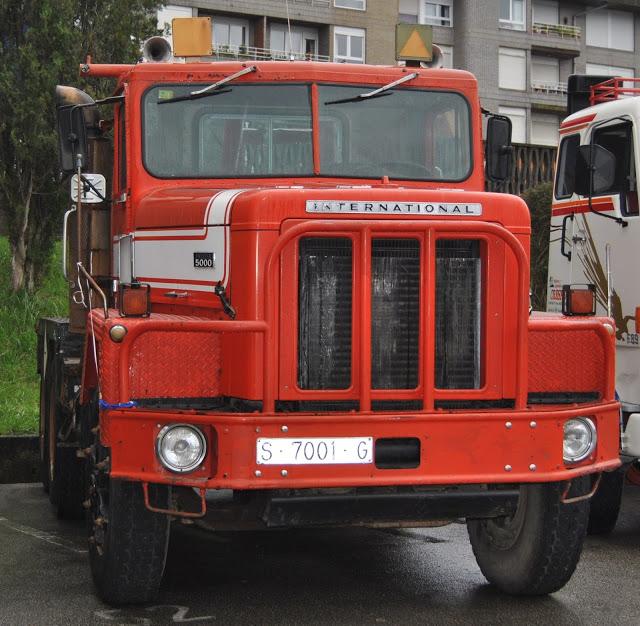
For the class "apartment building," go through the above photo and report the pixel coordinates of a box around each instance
[158,1,398,66]
[157,1,640,146]
[399,0,640,146]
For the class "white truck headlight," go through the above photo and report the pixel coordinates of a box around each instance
[563,417,596,464]
[156,424,206,473]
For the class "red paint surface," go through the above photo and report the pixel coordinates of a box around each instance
[76,59,619,492]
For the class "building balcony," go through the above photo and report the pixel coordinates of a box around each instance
[532,22,581,40]
[211,43,330,63]
[531,22,581,57]
[531,81,567,95]
[530,82,567,114]
[291,0,330,6]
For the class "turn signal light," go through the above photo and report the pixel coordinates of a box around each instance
[562,284,596,316]
[119,282,150,317]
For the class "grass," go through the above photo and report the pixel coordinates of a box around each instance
[0,237,67,435]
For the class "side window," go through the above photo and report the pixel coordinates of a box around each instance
[554,134,580,200]
[593,121,638,216]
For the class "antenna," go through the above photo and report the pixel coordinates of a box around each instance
[285,0,294,60]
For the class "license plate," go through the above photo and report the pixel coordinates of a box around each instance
[256,437,373,465]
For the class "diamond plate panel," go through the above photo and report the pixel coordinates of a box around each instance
[528,330,604,393]
[129,331,221,399]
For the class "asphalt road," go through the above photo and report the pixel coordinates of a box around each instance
[0,483,639,626]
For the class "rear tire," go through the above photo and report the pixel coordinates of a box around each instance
[467,479,589,596]
[46,364,84,520]
[587,470,624,535]
[89,465,170,605]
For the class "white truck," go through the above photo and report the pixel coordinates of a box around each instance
[547,74,640,532]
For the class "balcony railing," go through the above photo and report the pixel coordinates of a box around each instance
[532,22,581,39]
[211,44,330,63]
[531,81,568,95]
[291,0,330,6]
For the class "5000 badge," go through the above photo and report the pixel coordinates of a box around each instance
[193,252,215,269]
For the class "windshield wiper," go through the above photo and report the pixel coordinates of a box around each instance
[324,72,418,105]
[158,65,258,105]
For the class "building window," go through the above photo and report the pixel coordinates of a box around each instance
[157,4,194,35]
[531,112,559,146]
[212,15,249,49]
[270,24,319,58]
[334,26,365,63]
[334,0,366,10]
[532,0,558,25]
[500,0,526,31]
[531,56,561,92]
[499,106,527,143]
[424,1,453,27]
[586,63,635,91]
[399,0,419,23]
[499,48,527,91]
[586,10,634,52]
[436,44,453,68]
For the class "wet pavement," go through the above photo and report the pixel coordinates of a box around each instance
[0,482,639,625]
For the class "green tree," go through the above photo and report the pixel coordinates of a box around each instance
[0,0,159,292]
[522,181,553,311]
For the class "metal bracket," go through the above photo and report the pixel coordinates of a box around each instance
[561,473,601,504]
[142,483,207,519]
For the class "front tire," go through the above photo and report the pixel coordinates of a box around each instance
[89,472,170,605]
[467,480,589,596]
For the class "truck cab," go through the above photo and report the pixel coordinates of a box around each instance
[41,24,620,605]
[547,75,640,532]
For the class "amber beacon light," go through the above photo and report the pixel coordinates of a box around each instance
[561,284,596,316]
[119,282,151,317]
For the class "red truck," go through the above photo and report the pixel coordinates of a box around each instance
[40,22,620,604]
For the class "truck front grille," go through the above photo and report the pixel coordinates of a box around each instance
[297,236,481,395]
[435,240,481,389]
[298,238,352,390]
[371,239,420,389]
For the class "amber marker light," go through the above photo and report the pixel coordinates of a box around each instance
[119,282,151,317]
[561,284,596,316]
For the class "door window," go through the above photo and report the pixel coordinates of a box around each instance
[592,121,638,216]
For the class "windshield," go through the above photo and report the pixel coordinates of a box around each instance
[143,84,313,178]
[318,85,471,181]
[142,83,472,181]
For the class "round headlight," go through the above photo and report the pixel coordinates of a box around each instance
[156,424,206,473]
[563,417,597,464]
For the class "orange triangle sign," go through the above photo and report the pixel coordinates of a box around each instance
[399,30,430,60]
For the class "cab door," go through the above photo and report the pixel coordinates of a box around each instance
[548,116,640,408]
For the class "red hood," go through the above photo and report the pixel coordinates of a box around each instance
[134,185,530,233]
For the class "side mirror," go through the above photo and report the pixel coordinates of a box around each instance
[575,144,616,197]
[56,106,89,173]
[55,85,96,174]
[485,115,513,183]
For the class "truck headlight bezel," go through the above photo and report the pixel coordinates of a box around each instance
[563,417,597,464]
[156,423,207,473]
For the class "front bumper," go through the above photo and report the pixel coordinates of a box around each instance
[101,401,621,490]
